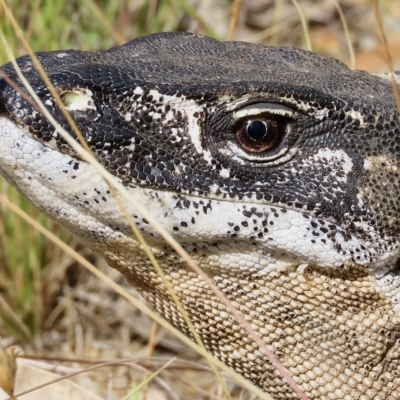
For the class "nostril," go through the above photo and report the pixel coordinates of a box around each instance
[60,89,95,112]
[61,91,88,110]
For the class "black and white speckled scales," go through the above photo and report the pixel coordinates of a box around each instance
[1,32,400,399]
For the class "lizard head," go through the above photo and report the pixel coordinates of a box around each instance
[0,32,399,272]
[1,32,400,397]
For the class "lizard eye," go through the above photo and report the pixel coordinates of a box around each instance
[236,116,282,153]
[220,102,298,163]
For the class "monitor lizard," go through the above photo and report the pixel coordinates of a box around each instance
[0,32,399,399]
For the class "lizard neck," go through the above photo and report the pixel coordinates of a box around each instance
[102,241,400,399]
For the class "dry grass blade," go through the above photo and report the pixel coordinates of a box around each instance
[86,0,128,45]
[270,0,284,46]
[121,361,180,400]
[0,295,32,341]
[228,0,242,41]
[332,0,355,69]
[0,7,308,398]
[290,0,312,51]
[122,357,176,399]
[142,321,158,400]
[0,345,18,397]
[2,358,172,400]
[16,357,194,400]
[372,0,400,112]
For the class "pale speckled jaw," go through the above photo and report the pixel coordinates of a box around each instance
[1,32,400,399]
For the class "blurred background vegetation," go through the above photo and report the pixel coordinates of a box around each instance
[0,0,399,398]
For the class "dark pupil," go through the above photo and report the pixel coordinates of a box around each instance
[247,120,267,140]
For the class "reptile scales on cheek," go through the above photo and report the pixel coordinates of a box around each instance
[0,32,400,399]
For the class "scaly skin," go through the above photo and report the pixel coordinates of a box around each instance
[0,32,400,399]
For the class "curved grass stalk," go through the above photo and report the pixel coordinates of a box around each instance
[2,356,175,400]
[122,357,176,400]
[86,0,128,45]
[373,0,400,112]
[332,0,355,70]
[290,0,312,51]
[228,0,242,41]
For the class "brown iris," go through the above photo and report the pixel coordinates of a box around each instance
[236,116,282,153]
